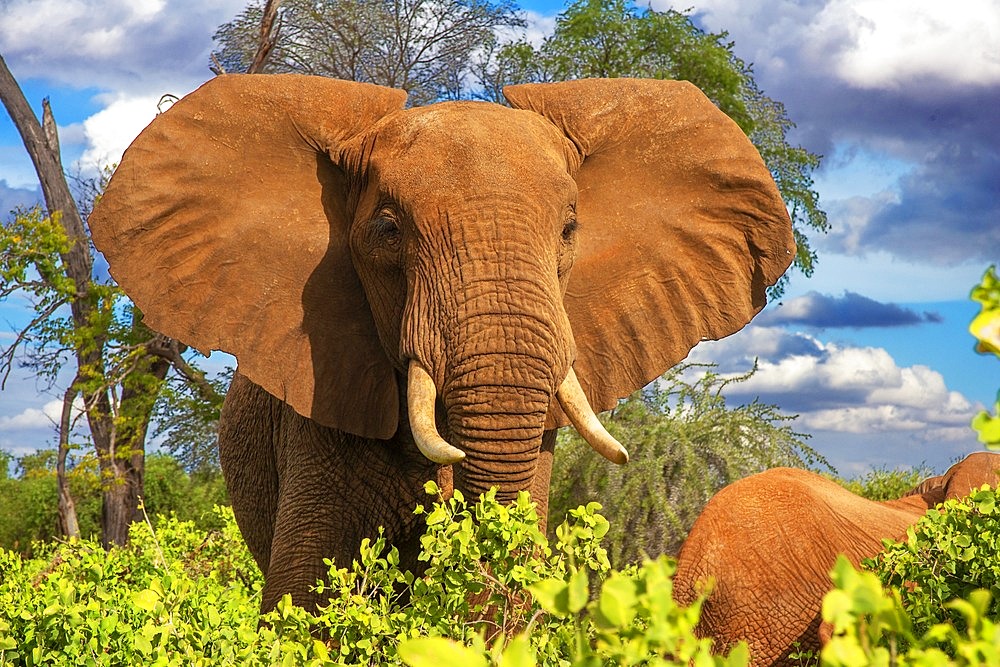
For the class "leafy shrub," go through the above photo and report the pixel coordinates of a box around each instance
[867,484,1000,636]
[550,364,826,564]
[0,487,740,666]
[970,265,1000,448]
[822,556,1000,667]
[834,465,932,501]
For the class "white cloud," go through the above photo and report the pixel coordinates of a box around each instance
[0,0,245,93]
[0,399,61,431]
[688,328,980,442]
[666,0,1000,90]
[0,396,86,432]
[815,0,1000,89]
[76,94,162,173]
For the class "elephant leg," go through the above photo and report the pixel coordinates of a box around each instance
[218,372,279,576]
[262,407,439,613]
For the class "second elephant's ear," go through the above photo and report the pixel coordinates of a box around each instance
[505,78,796,414]
[89,74,407,439]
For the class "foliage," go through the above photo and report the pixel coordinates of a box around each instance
[397,556,747,667]
[0,487,746,665]
[822,555,1000,667]
[867,485,1000,637]
[550,364,827,565]
[833,465,933,502]
[969,265,1000,448]
[0,448,102,553]
[212,0,524,105]
[0,451,228,554]
[152,367,233,475]
[0,506,264,666]
[476,0,826,292]
[1,203,223,544]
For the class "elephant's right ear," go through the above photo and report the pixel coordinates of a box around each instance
[89,74,407,439]
[505,78,795,417]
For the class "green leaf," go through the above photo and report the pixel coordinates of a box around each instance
[398,637,488,667]
[529,578,570,616]
[499,635,536,667]
[596,574,637,628]
[132,589,160,613]
[567,569,589,614]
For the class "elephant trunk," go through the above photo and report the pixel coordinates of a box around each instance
[443,353,553,502]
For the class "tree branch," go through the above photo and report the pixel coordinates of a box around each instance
[247,0,283,74]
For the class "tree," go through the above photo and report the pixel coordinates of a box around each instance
[475,0,826,291]
[0,57,224,547]
[548,364,829,566]
[212,0,525,105]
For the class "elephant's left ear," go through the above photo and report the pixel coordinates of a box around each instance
[505,78,795,414]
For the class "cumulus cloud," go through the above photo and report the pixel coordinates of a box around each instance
[814,0,1000,89]
[651,0,1000,270]
[0,0,244,93]
[76,94,162,173]
[0,179,42,215]
[687,327,981,443]
[0,400,62,431]
[758,291,942,328]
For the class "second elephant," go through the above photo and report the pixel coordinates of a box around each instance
[673,452,1000,666]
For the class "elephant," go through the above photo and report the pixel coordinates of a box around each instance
[87,74,795,613]
[672,452,1000,666]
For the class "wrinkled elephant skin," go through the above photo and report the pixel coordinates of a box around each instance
[88,74,795,612]
[673,452,1000,666]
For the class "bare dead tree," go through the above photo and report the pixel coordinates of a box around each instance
[248,0,283,74]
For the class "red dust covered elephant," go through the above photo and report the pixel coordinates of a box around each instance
[673,452,1000,666]
[88,74,795,613]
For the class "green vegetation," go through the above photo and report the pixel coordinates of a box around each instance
[868,485,1000,637]
[970,266,1000,448]
[823,555,1000,667]
[3,489,998,666]
[550,364,827,563]
[834,465,933,502]
[0,451,227,555]
[0,490,738,666]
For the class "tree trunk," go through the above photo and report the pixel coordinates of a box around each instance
[1,54,141,547]
[57,384,81,539]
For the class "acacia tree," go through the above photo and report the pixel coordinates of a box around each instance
[0,57,223,547]
[549,365,829,565]
[212,0,524,105]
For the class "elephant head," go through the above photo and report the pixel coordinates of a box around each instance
[88,74,793,503]
[905,450,1000,506]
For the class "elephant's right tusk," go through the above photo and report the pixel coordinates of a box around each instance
[556,368,629,465]
[407,361,466,464]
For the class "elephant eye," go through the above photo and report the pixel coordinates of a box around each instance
[562,217,578,242]
[373,207,401,244]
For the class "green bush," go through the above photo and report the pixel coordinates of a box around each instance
[0,487,739,666]
[822,556,1000,667]
[867,485,1000,636]
[970,265,1000,447]
[550,364,826,564]
[833,465,932,502]
[0,451,229,553]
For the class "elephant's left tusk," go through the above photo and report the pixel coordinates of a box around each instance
[557,368,629,465]
[407,360,466,464]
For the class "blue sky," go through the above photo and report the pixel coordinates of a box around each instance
[1,0,998,478]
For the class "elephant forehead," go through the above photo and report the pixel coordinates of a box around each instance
[369,102,576,195]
